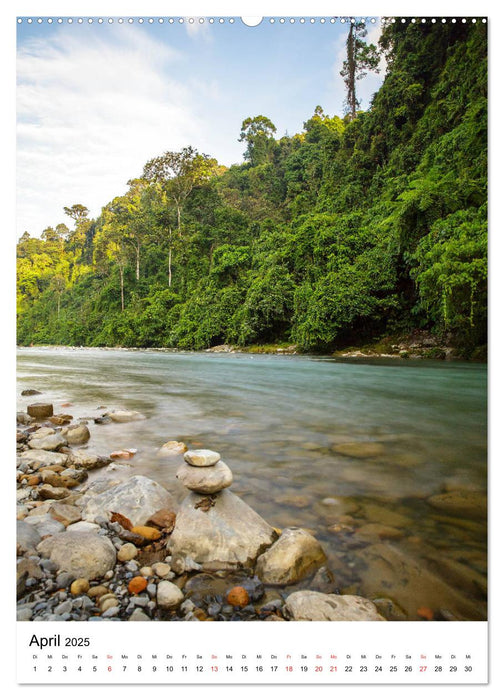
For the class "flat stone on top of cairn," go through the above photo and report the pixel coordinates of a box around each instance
[184,449,221,467]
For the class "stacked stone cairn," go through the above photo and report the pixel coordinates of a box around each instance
[170,449,277,571]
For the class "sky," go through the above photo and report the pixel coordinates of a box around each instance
[16,16,386,239]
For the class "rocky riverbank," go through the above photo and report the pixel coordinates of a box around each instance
[17,396,387,622]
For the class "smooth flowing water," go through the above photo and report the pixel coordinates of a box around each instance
[17,347,487,620]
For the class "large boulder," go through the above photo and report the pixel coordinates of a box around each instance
[169,489,276,570]
[78,475,176,526]
[255,527,327,585]
[17,520,42,554]
[283,591,386,621]
[36,532,116,579]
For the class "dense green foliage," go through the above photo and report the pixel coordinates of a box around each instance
[17,21,487,356]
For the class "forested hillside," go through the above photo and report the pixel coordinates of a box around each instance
[16,20,487,357]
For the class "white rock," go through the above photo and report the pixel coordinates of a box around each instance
[157,441,187,456]
[184,449,221,467]
[283,591,386,621]
[157,581,184,609]
[176,460,233,494]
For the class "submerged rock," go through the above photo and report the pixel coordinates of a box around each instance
[283,591,386,621]
[169,489,276,570]
[78,475,176,526]
[158,441,187,456]
[106,409,146,423]
[331,442,386,459]
[255,527,327,585]
[427,490,487,520]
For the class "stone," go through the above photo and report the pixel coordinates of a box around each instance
[226,586,249,608]
[255,527,326,585]
[131,526,161,540]
[184,449,221,467]
[157,441,187,456]
[118,543,139,562]
[427,490,487,520]
[32,427,56,438]
[152,562,172,578]
[79,475,176,526]
[66,521,101,534]
[70,579,90,595]
[129,608,150,621]
[146,509,176,531]
[88,585,109,599]
[283,591,386,621]
[65,424,91,445]
[27,403,53,419]
[157,580,184,609]
[356,523,403,540]
[38,484,71,500]
[128,577,148,595]
[17,558,43,596]
[372,598,408,621]
[60,467,88,484]
[36,532,117,579]
[17,520,42,554]
[20,450,68,468]
[68,450,111,470]
[17,411,33,425]
[24,514,66,538]
[331,442,386,459]
[176,460,233,494]
[49,414,73,426]
[101,598,119,613]
[110,449,137,460]
[21,389,42,396]
[106,409,146,423]
[28,433,67,451]
[169,489,276,570]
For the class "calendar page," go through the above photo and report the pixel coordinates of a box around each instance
[11,0,493,692]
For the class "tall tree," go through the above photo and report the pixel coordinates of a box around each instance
[142,146,218,233]
[239,115,277,165]
[340,19,380,120]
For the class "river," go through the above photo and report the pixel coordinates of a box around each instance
[17,347,487,620]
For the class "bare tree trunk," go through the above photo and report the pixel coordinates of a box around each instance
[120,267,124,311]
[57,295,60,318]
[347,24,357,120]
[168,246,172,287]
[136,244,140,281]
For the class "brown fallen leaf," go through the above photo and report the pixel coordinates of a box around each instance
[110,511,133,531]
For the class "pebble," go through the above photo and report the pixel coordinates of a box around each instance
[152,562,171,578]
[100,598,119,613]
[102,606,120,618]
[117,543,138,562]
[129,608,150,621]
[128,577,148,594]
[70,579,90,596]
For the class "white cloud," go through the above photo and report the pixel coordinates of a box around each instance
[17,25,203,237]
